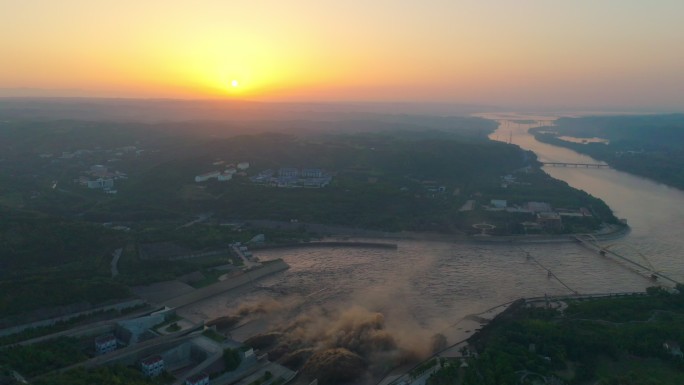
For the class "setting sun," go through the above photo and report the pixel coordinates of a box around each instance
[2,1,684,109]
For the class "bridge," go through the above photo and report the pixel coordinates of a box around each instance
[574,235,682,286]
[542,162,610,168]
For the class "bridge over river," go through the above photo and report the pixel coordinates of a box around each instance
[575,234,682,286]
[542,162,610,168]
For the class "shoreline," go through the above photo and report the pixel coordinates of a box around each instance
[249,221,630,248]
[381,290,648,385]
[245,220,629,243]
[162,259,290,309]
[251,241,398,250]
[463,223,630,244]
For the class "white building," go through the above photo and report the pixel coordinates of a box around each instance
[195,171,221,182]
[490,199,507,209]
[301,168,323,178]
[87,178,115,189]
[526,201,552,213]
[237,162,250,170]
[94,334,117,355]
[278,168,299,177]
[217,173,233,182]
[141,355,165,377]
[90,164,108,176]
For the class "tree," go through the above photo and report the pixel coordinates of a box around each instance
[223,348,242,371]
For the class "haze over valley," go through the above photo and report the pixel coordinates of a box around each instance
[2,2,684,385]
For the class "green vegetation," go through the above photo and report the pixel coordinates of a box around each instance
[101,131,610,234]
[459,168,617,235]
[532,114,684,190]
[410,358,438,380]
[249,370,274,385]
[0,207,132,319]
[0,208,124,277]
[165,322,181,332]
[0,277,130,318]
[223,347,243,371]
[0,117,618,318]
[0,337,87,377]
[152,314,182,333]
[202,328,226,343]
[33,365,174,385]
[88,131,531,233]
[428,287,684,385]
[0,304,146,345]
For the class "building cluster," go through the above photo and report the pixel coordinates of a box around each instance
[94,324,267,383]
[38,144,145,194]
[500,174,517,188]
[486,200,593,231]
[89,308,229,383]
[195,162,250,183]
[230,242,261,268]
[75,164,127,193]
[6,281,297,385]
[250,167,332,188]
[42,144,145,162]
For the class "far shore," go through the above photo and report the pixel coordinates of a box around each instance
[246,219,630,247]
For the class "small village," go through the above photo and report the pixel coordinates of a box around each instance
[250,168,332,188]
[37,144,146,194]
[84,305,295,385]
[193,159,334,189]
[194,162,251,183]
[0,237,291,385]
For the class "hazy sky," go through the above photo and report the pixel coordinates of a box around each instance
[2,1,683,110]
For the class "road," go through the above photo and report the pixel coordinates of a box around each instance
[13,305,157,347]
[55,326,203,374]
[111,248,122,277]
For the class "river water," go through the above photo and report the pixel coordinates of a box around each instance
[180,114,683,350]
[485,113,684,282]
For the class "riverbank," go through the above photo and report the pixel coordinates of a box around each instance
[157,259,290,309]
[382,290,653,385]
[423,288,684,385]
[247,219,629,247]
[465,223,630,244]
[531,114,684,192]
[251,241,398,250]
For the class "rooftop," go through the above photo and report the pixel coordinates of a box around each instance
[95,334,116,344]
[186,372,209,382]
[141,355,163,365]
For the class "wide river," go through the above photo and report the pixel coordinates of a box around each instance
[181,114,684,351]
[486,113,684,280]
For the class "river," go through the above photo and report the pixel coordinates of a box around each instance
[179,114,683,357]
[485,113,684,282]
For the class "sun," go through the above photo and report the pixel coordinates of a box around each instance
[231,79,239,88]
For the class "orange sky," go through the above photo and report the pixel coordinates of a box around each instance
[2,1,684,110]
